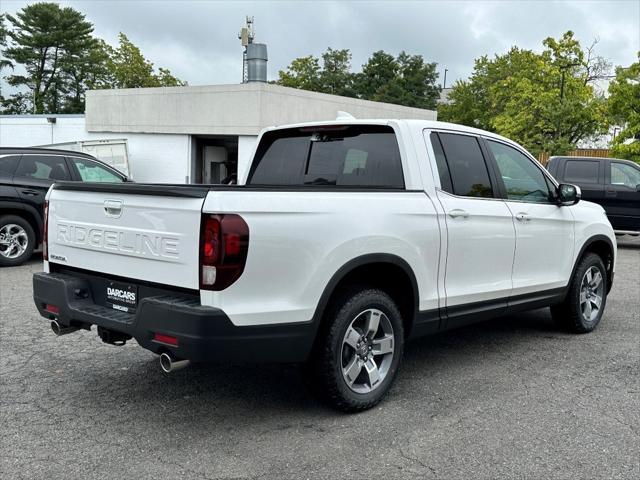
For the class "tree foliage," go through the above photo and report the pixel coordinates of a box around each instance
[107,33,185,89]
[607,53,640,163]
[0,14,12,72]
[4,2,95,113]
[0,2,185,114]
[277,48,440,109]
[439,31,609,157]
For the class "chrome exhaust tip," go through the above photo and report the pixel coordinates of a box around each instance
[50,320,79,336]
[159,352,190,373]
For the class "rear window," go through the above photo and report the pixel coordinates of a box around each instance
[248,125,404,188]
[563,160,599,184]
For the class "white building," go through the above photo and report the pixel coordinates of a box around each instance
[0,83,437,183]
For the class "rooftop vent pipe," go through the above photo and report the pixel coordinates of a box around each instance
[246,43,268,83]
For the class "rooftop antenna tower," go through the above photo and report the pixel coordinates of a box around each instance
[239,16,255,83]
[238,16,268,83]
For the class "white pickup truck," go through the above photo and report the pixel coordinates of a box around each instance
[33,119,616,411]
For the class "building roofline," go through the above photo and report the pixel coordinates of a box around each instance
[0,114,85,119]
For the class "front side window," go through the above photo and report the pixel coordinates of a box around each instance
[16,155,70,181]
[487,140,552,203]
[610,162,640,188]
[248,125,404,188]
[70,157,123,183]
[435,133,494,198]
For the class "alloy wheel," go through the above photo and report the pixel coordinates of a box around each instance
[0,224,29,259]
[341,308,395,394]
[580,266,604,323]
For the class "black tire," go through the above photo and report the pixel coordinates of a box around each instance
[551,253,608,333]
[308,288,404,412]
[0,215,36,267]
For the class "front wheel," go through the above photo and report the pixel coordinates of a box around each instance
[551,253,608,333]
[308,288,404,412]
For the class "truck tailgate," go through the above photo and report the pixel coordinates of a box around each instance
[47,184,207,290]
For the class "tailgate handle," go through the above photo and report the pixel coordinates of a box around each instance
[104,200,123,218]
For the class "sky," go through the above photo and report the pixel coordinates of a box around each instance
[2,0,639,88]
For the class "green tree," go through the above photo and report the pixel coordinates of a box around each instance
[278,48,440,108]
[372,52,440,109]
[319,48,356,97]
[0,13,13,71]
[277,55,322,91]
[439,31,608,157]
[355,50,399,100]
[58,38,114,112]
[607,53,640,163]
[4,2,95,113]
[107,33,185,88]
[0,13,13,108]
[277,48,356,96]
[155,67,185,87]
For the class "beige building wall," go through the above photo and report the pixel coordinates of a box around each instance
[85,83,437,135]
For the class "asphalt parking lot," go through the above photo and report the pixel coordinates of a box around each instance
[1,237,638,480]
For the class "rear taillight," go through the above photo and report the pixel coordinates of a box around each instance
[45,303,59,314]
[43,200,49,261]
[199,214,249,290]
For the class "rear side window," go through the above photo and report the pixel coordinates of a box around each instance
[563,160,599,184]
[0,155,21,174]
[15,155,70,181]
[429,133,453,193]
[432,133,494,198]
[248,125,404,188]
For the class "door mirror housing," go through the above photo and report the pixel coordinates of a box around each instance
[557,183,581,206]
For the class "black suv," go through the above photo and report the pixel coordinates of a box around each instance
[547,156,640,235]
[0,147,128,266]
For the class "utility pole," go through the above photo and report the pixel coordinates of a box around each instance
[443,69,448,89]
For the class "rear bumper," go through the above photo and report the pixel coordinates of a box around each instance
[33,272,315,363]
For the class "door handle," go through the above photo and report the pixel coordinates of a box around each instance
[448,209,469,219]
[104,200,123,218]
[605,189,617,198]
[515,213,531,222]
[20,189,40,196]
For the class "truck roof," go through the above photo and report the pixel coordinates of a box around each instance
[263,118,521,150]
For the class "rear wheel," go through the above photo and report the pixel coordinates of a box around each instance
[551,253,607,333]
[0,215,35,267]
[308,288,404,412]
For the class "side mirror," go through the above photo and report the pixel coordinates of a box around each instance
[557,183,581,206]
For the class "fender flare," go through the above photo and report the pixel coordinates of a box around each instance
[310,253,420,328]
[0,200,43,241]
[571,234,615,294]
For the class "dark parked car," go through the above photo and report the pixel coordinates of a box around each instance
[547,156,640,235]
[0,147,128,266]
